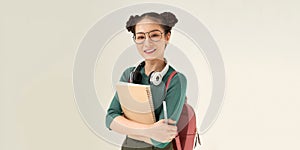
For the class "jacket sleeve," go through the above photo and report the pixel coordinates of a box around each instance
[105,67,134,130]
[151,73,187,148]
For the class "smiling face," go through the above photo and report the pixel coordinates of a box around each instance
[134,18,170,61]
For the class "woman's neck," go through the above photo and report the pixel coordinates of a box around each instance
[144,58,166,76]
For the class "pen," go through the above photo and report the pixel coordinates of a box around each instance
[163,101,168,124]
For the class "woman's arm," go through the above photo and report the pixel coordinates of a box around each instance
[109,115,150,136]
[151,73,187,148]
[110,116,177,143]
[106,93,177,142]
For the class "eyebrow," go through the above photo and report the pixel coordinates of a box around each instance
[135,29,161,34]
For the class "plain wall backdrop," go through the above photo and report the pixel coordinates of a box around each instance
[1,0,300,150]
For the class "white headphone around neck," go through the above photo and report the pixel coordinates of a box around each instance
[130,58,169,86]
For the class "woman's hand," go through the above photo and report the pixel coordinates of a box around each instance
[146,119,178,143]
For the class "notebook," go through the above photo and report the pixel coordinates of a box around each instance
[116,82,156,124]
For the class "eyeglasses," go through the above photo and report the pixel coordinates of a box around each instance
[133,30,164,44]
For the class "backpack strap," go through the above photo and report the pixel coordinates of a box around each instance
[174,135,182,150]
[165,71,177,91]
[166,71,201,149]
[165,71,183,150]
[166,71,188,104]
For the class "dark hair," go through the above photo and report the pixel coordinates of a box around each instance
[126,12,178,35]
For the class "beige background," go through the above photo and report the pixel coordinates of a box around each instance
[1,0,300,149]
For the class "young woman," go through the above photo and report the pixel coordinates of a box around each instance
[105,12,187,150]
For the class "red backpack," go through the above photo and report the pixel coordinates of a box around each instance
[166,71,201,150]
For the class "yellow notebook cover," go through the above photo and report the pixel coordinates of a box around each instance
[116,82,156,124]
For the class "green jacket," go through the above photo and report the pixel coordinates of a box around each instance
[105,65,187,148]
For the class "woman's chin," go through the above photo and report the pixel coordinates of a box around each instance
[143,56,164,61]
[142,56,155,60]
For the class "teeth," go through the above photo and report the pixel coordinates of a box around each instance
[144,49,156,53]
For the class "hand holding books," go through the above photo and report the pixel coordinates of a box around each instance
[146,119,177,143]
[116,81,178,142]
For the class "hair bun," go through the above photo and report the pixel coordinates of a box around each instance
[160,12,178,27]
[126,15,138,32]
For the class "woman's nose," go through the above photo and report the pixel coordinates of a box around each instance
[143,36,152,45]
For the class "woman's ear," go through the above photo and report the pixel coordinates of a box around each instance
[164,32,171,49]
[165,32,171,44]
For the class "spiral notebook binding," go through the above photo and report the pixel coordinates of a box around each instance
[146,87,156,122]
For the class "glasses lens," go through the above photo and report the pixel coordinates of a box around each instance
[134,33,145,44]
[149,31,162,42]
[134,30,163,44]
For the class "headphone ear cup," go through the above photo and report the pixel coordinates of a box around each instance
[149,71,162,86]
[132,71,142,84]
[148,71,155,84]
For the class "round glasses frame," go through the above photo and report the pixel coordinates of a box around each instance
[133,30,164,44]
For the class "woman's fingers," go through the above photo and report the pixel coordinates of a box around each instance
[162,119,176,125]
[147,119,179,142]
[160,119,176,125]
[167,119,176,125]
[168,125,177,132]
[165,119,178,133]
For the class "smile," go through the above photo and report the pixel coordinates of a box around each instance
[144,48,156,54]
